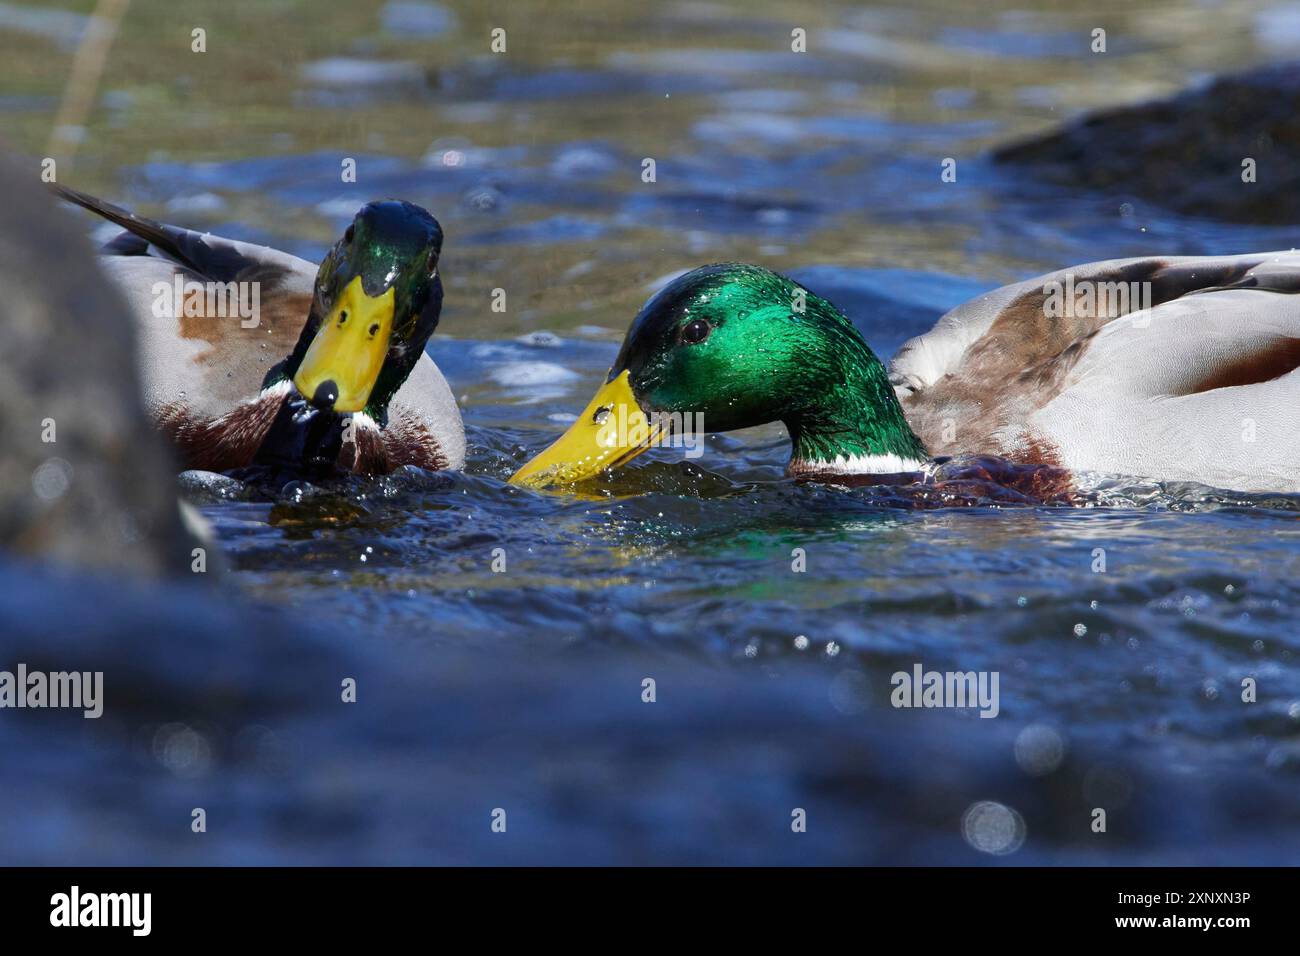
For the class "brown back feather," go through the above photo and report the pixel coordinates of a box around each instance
[901,257,1273,462]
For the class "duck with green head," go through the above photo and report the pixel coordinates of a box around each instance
[512,255,1300,494]
[511,264,926,487]
[53,186,465,477]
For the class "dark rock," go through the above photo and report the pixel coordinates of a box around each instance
[0,149,194,575]
[994,63,1300,224]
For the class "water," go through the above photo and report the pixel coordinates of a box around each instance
[209,361,1300,774]
[5,0,1300,863]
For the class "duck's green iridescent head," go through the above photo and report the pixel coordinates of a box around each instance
[511,263,927,488]
[274,200,444,420]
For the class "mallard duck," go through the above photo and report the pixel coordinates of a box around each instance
[52,186,464,476]
[510,256,1300,494]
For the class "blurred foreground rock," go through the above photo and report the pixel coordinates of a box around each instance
[0,151,192,575]
[1,558,1296,864]
[996,63,1300,225]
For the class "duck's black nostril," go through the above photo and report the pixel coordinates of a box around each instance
[311,379,339,409]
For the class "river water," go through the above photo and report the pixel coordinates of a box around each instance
[2,0,1298,863]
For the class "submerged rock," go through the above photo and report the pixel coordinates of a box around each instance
[995,63,1300,224]
[0,150,193,575]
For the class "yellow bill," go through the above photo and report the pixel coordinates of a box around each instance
[509,370,664,488]
[293,276,395,413]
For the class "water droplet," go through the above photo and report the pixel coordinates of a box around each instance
[961,801,1025,855]
[1014,724,1066,776]
[152,723,212,778]
[32,458,72,502]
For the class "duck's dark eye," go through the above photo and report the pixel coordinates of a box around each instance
[680,318,711,345]
[344,224,355,243]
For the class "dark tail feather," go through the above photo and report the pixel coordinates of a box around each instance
[48,183,255,283]
[48,183,194,261]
